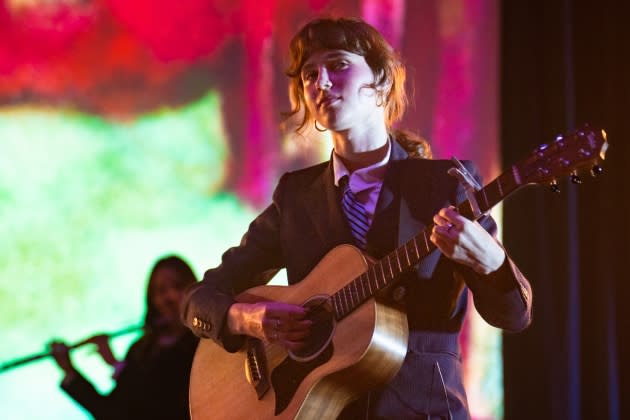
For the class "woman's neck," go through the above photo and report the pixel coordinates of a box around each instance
[332,126,389,172]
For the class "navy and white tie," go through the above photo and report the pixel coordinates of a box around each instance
[340,176,370,250]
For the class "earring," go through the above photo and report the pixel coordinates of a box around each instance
[314,120,327,132]
[375,90,385,107]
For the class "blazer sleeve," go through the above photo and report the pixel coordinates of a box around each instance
[180,174,288,350]
[453,162,532,332]
[455,216,532,332]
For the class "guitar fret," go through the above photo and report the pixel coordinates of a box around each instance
[346,285,354,312]
[511,165,522,185]
[403,243,410,267]
[422,230,430,253]
[371,269,379,291]
[491,180,504,208]
[371,266,380,288]
[335,292,343,318]
[481,188,490,212]
[340,293,348,318]
[386,254,394,278]
[330,297,340,321]
[368,266,377,289]
[346,284,354,310]
[379,261,386,282]
[359,276,366,300]
[467,200,476,219]
[395,252,402,273]
[340,288,349,316]
[412,237,420,260]
[332,294,341,318]
[345,285,353,311]
[364,273,373,295]
[351,281,359,306]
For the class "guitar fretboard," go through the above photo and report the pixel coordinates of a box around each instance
[330,166,523,321]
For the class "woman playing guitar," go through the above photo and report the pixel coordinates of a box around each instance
[182,17,532,420]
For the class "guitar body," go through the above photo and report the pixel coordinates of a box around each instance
[189,244,409,420]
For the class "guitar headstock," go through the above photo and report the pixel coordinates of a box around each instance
[517,124,608,188]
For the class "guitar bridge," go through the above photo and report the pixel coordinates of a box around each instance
[244,339,270,399]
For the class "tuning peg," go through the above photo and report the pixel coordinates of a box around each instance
[570,174,582,184]
[553,135,566,148]
[591,165,604,176]
[550,181,561,193]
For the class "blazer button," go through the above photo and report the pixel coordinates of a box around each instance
[392,286,406,302]
[520,285,529,302]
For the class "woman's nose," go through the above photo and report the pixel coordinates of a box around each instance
[316,68,332,91]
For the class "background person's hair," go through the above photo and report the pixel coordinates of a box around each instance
[144,255,197,330]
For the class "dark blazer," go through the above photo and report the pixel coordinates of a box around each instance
[182,140,532,419]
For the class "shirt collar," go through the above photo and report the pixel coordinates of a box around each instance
[332,137,391,190]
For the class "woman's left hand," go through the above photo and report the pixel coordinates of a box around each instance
[430,206,506,275]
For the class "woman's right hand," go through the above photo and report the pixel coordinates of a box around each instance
[227,302,312,351]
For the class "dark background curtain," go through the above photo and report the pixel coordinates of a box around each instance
[500,0,629,419]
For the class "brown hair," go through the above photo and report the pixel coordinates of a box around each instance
[144,255,197,330]
[285,17,431,158]
[286,17,406,131]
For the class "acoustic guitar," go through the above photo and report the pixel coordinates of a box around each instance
[189,126,608,420]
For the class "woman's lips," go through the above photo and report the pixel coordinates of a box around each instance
[318,96,340,109]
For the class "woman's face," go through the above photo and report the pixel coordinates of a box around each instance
[151,267,186,325]
[300,49,385,133]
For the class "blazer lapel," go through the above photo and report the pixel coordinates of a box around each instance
[364,140,406,256]
[301,161,354,248]
[374,139,408,216]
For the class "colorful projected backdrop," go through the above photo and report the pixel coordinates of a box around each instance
[0,0,502,418]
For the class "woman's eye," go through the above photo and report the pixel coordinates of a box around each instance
[302,71,317,82]
[331,61,349,70]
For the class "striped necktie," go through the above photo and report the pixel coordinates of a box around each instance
[340,176,369,250]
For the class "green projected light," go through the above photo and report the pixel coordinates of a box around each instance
[0,92,257,419]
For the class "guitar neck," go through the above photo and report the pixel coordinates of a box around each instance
[330,165,525,321]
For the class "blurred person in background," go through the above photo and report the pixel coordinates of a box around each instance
[51,255,199,420]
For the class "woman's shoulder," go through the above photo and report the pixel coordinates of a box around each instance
[273,160,330,192]
[284,160,330,179]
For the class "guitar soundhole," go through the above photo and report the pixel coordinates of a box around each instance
[288,295,335,362]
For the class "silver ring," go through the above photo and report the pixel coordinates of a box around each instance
[447,223,454,232]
